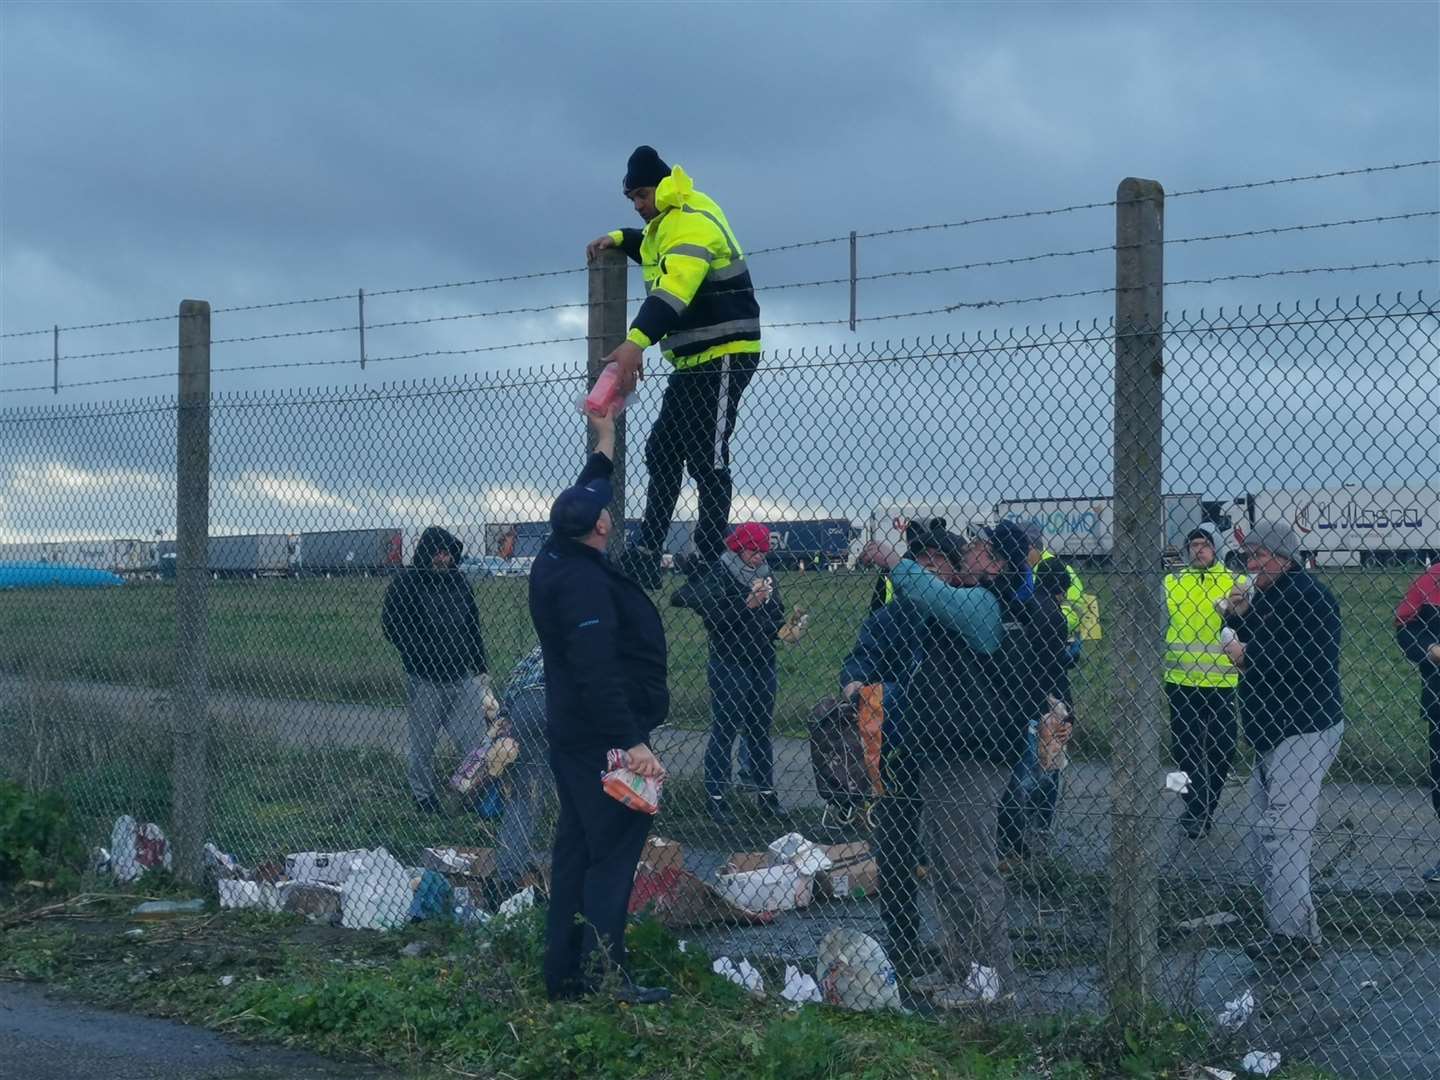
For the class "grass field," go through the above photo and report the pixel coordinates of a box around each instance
[0,567,1429,784]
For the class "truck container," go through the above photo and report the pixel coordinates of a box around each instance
[297,528,403,574]
[1245,486,1440,566]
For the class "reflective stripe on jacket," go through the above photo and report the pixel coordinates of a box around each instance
[1165,563,1241,688]
[609,166,761,370]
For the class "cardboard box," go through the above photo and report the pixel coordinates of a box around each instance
[639,837,685,874]
[421,846,497,884]
[817,842,880,899]
[284,850,370,885]
[629,866,776,929]
[722,851,774,876]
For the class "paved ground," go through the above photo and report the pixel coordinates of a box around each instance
[0,982,399,1080]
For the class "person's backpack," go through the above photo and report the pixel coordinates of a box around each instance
[808,695,872,825]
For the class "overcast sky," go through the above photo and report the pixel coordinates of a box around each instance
[1,1,1437,545]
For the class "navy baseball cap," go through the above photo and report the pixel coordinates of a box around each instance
[549,475,613,539]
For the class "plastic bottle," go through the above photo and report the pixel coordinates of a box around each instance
[582,362,629,416]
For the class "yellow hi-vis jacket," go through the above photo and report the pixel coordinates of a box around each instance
[1037,549,1085,639]
[1164,563,1243,688]
[608,166,761,370]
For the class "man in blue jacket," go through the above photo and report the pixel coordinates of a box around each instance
[1222,520,1344,963]
[528,408,670,1005]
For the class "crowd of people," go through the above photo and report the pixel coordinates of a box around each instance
[374,144,1440,1008]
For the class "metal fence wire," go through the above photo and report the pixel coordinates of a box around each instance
[3,280,1440,1071]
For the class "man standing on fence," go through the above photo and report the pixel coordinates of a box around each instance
[585,146,762,588]
[381,526,496,814]
[1222,520,1344,963]
[1395,561,1440,884]
[528,406,670,1005]
[1164,523,1243,840]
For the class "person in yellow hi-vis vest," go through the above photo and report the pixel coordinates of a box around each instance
[1165,522,1243,839]
[586,146,761,589]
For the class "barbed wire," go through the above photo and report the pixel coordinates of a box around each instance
[4,160,1434,341]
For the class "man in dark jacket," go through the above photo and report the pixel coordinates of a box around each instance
[1222,520,1344,961]
[889,521,1070,1007]
[381,526,491,813]
[1395,563,1440,884]
[528,407,669,1005]
[673,521,785,824]
[839,528,965,976]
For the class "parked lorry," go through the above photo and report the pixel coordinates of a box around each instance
[295,528,403,575]
[1243,486,1440,566]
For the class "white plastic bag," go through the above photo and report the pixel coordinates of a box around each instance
[712,957,765,996]
[767,833,833,876]
[1218,989,1257,1029]
[495,885,536,920]
[817,929,901,1012]
[339,848,411,930]
[780,964,822,1005]
[714,864,813,914]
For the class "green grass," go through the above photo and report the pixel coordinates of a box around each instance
[0,899,1339,1080]
[0,568,1429,784]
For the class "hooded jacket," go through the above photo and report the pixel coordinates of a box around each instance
[1164,523,1243,689]
[381,527,487,683]
[608,166,761,370]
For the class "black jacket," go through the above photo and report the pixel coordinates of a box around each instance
[909,588,1069,766]
[380,527,487,683]
[672,560,783,667]
[1228,568,1343,754]
[528,453,669,752]
[1398,603,1440,729]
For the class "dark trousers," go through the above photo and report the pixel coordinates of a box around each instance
[873,744,925,967]
[544,746,653,1000]
[703,657,776,797]
[1429,703,1440,822]
[998,721,1062,858]
[638,353,758,566]
[1166,682,1238,828]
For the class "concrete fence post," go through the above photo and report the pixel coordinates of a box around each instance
[1107,178,1166,1021]
[173,299,212,884]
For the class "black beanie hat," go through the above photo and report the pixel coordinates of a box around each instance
[623,146,670,192]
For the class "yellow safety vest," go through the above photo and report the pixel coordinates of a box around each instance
[1164,564,1242,688]
[1037,550,1085,639]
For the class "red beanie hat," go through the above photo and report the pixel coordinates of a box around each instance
[725,522,771,554]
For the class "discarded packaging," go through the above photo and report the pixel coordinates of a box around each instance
[218,975,235,987]
[1176,911,1240,932]
[131,898,206,920]
[816,842,879,899]
[723,852,774,876]
[1241,1051,1281,1076]
[408,869,453,922]
[712,957,765,996]
[110,816,172,883]
[422,846,497,883]
[339,848,411,930]
[1201,1069,1237,1080]
[601,749,663,814]
[965,962,1001,1004]
[715,863,813,914]
[1165,771,1191,794]
[286,850,371,885]
[218,879,281,912]
[203,843,244,879]
[495,885,536,920]
[818,929,901,1012]
[1218,989,1256,1029]
[639,837,685,874]
[450,731,520,795]
[781,964,822,1005]
[628,867,775,929]
[280,881,343,920]
[767,833,833,876]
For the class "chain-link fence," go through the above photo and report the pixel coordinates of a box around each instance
[2,210,1439,1073]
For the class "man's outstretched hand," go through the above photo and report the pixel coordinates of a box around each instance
[602,340,645,395]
